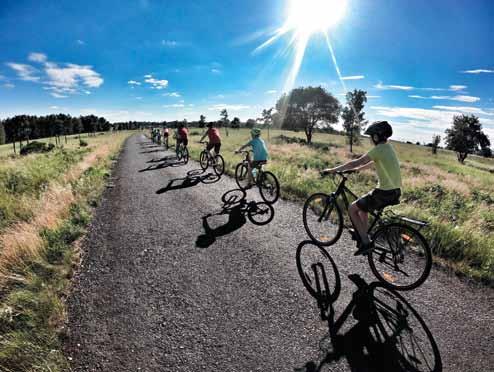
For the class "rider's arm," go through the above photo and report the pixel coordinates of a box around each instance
[236,142,250,152]
[199,132,207,142]
[353,161,374,172]
[323,154,372,174]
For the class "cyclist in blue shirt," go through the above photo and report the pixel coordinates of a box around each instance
[236,128,269,187]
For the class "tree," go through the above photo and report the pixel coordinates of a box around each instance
[445,114,491,163]
[275,86,341,144]
[431,134,441,155]
[73,117,83,139]
[341,89,367,152]
[258,108,273,140]
[0,121,5,145]
[220,109,229,136]
[245,119,256,128]
[199,115,206,128]
[231,117,241,129]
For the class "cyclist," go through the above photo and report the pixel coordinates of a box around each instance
[176,122,189,152]
[321,121,402,256]
[235,127,269,187]
[163,126,169,148]
[199,122,222,155]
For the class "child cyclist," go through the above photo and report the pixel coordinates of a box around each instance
[321,121,402,256]
[199,122,222,154]
[176,122,189,152]
[235,127,268,187]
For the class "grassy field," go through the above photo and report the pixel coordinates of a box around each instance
[0,131,134,371]
[185,127,494,284]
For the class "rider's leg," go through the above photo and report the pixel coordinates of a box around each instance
[348,202,370,245]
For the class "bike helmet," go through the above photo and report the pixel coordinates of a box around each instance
[364,121,393,141]
[251,127,261,137]
[207,122,213,128]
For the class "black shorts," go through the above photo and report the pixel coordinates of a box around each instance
[356,188,401,213]
[206,142,221,153]
[177,138,188,146]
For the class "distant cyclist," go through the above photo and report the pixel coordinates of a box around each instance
[321,121,402,256]
[163,126,169,148]
[235,127,269,187]
[199,122,222,154]
[176,122,189,152]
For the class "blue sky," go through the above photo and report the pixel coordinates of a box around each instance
[0,0,493,142]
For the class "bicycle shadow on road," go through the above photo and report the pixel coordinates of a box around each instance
[196,189,275,248]
[294,241,442,372]
[156,169,220,194]
[139,157,182,172]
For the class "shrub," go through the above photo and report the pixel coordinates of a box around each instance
[19,142,55,156]
[79,139,88,147]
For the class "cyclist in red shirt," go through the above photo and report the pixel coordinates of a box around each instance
[176,122,188,150]
[199,122,222,154]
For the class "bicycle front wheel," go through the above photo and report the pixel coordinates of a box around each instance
[302,193,343,246]
[182,147,189,164]
[199,151,208,170]
[258,171,280,204]
[176,146,182,160]
[213,154,225,176]
[235,163,249,190]
[368,223,432,291]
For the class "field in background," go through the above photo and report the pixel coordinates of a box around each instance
[185,128,494,284]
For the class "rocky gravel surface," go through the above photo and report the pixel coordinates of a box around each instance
[66,134,494,371]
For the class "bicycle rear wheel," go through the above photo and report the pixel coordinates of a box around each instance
[176,146,183,160]
[183,147,189,164]
[303,193,343,246]
[235,163,249,190]
[199,151,208,170]
[213,154,225,176]
[368,223,432,291]
[258,171,279,204]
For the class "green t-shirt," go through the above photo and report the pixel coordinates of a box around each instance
[367,143,401,190]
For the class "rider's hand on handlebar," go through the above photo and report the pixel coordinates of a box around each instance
[320,169,332,177]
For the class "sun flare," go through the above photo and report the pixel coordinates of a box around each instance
[285,0,347,35]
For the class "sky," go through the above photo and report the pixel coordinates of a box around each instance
[0,0,493,143]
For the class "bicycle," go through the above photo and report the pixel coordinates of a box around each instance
[199,141,225,176]
[302,170,432,291]
[176,141,189,164]
[234,150,280,204]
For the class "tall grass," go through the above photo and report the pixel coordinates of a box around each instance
[185,128,494,283]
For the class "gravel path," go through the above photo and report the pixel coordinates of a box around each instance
[66,134,494,372]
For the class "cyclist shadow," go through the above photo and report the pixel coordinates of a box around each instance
[156,169,220,194]
[294,241,442,372]
[196,189,275,248]
[139,159,182,172]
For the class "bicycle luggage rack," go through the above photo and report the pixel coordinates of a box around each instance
[384,211,430,231]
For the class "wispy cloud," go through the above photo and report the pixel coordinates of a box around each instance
[50,92,68,99]
[6,63,40,81]
[161,40,179,47]
[128,80,141,85]
[461,69,494,74]
[211,68,222,74]
[28,52,47,63]
[341,75,365,80]
[163,103,185,108]
[265,90,277,94]
[44,62,104,95]
[374,82,413,90]
[163,92,181,97]
[408,94,480,103]
[208,104,250,111]
[2,83,15,89]
[76,39,85,45]
[432,105,494,116]
[144,75,168,89]
[135,96,143,100]
[449,85,467,91]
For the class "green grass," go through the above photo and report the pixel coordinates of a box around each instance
[186,128,494,284]
[0,135,126,371]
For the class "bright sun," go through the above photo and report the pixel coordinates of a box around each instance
[285,0,347,35]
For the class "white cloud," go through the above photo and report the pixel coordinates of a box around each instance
[374,82,413,90]
[367,95,380,99]
[163,104,185,108]
[211,68,222,74]
[45,63,103,96]
[144,75,168,89]
[208,104,250,111]
[51,92,68,98]
[128,80,141,85]
[265,90,277,94]
[77,40,85,45]
[449,85,467,91]
[144,74,153,78]
[135,97,143,100]
[50,106,60,110]
[461,69,494,74]
[28,52,47,63]
[408,94,480,103]
[163,92,181,97]
[341,75,365,80]
[432,106,494,116]
[161,40,179,47]
[6,63,40,81]
[2,83,15,89]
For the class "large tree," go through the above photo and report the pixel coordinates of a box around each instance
[231,117,241,129]
[341,89,367,152]
[199,115,206,128]
[275,86,340,144]
[0,121,5,145]
[445,114,490,163]
[258,108,273,140]
[220,108,229,136]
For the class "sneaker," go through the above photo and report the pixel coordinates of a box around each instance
[349,228,359,241]
[354,241,374,256]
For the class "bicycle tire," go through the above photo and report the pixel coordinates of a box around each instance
[302,193,343,246]
[176,147,183,161]
[183,147,189,164]
[258,171,280,204]
[295,240,341,302]
[213,154,225,176]
[235,162,249,190]
[199,151,209,170]
[368,223,432,291]
[247,201,274,226]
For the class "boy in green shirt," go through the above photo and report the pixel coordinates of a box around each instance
[322,121,402,255]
